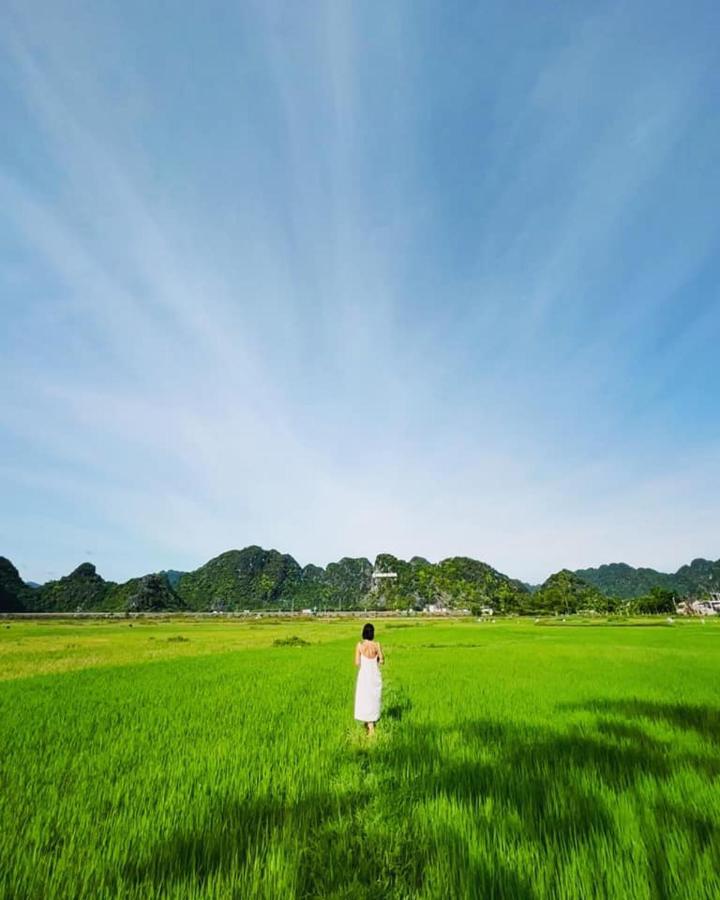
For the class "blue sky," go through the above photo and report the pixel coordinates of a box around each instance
[1,0,719,584]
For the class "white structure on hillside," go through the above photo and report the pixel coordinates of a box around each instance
[370,570,397,594]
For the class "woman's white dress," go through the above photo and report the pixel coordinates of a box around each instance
[354,651,382,722]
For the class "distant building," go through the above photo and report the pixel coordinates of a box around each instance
[423,602,449,614]
[677,597,720,616]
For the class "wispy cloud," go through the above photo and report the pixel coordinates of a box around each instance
[1,1,719,583]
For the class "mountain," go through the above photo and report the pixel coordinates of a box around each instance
[319,557,374,609]
[160,570,185,588]
[2,549,718,614]
[573,563,672,599]
[0,557,33,612]
[30,563,186,613]
[574,558,720,599]
[171,548,528,612]
[427,557,528,612]
[35,562,114,612]
[111,573,186,611]
[175,547,304,611]
[532,570,607,614]
[365,554,528,612]
[672,558,720,596]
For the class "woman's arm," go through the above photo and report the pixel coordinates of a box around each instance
[377,642,384,665]
[354,642,361,667]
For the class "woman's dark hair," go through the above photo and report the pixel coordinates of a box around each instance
[362,623,375,640]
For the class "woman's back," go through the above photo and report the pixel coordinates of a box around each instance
[359,651,379,670]
[358,639,381,660]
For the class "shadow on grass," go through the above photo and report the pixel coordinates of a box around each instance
[383,685,412,721]
[119,790,364,894]
[118,782,535,898]
[565,697,720,745]
[115,698,720,898]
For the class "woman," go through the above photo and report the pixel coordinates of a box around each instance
[354,622,384,734]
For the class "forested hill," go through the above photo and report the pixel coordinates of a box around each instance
[0,557,33,613]
[1,548,717,614]
[1,546,527,613]
[0,560,185,615]
[573,559,720,599]
[174,547,529,613]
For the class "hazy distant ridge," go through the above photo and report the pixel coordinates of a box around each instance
[574,559,720,599]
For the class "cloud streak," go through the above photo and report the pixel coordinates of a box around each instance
[1,1,719,583]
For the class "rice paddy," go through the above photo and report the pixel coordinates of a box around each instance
[1,616,719,898]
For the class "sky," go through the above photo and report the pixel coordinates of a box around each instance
[1,1,719,585]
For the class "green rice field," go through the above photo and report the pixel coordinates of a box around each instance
[1,616,719,898]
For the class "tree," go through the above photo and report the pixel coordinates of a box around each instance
[635,586,677,615]
[533,570,605,615]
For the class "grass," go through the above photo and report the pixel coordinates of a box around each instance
[1,617,719,898]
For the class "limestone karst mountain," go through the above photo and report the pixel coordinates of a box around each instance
[2,548,718,614]
[34,562,112,612]
[0,557,33,612]
[573,559,720,600]
[112,573,186,612]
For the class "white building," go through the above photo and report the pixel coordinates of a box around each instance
[677,597,720,616]
[423,602,449,614]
